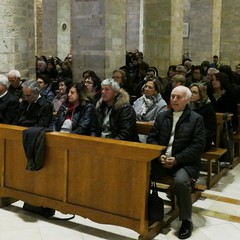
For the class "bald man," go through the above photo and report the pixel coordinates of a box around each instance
[147,86,206,239]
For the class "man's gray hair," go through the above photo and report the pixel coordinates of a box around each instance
[0,74,9,88]
[101,78,120,92]
[22,80,41,94]
[7,69,21,78]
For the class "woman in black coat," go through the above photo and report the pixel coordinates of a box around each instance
[51,82,96,135]
[208,72,238,132]
[190,83,217,151]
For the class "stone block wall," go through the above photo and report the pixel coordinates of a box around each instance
[0,0,35,78]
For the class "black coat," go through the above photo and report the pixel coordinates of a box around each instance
[0,91,19,124]
[208,90,238,131]
[92,89,139,142]
[52,101,96,135]
[15,96,53,127]
[147,106,206,179]
[191,101,217,151]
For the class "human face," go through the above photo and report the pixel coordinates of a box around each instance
[236,65,240,74]
[211,75,221,90]
[37,78,47,89]
[0,84,7,95]
[207,70,214,81]
[170,87,189,112]
[112,71,123,84]
[192,69,201,81]
[172,79,182,89]
[84,77,95,93]
[146,70,155,78]
[58,81,67,95]
[190,86,200,102]
[68,86,79,106]
[144,81,156,97]
[101,85,117,106]
[22,87,38,103]
[8,75,20,88]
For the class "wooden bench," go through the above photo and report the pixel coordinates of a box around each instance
[0,123,166,240]
[136,113,233,190]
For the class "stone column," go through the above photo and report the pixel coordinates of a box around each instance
[71,0,127,81]
[57,0,71,60]
[0,0,35,78]
[143,0,184,76]
[212,0,222,58]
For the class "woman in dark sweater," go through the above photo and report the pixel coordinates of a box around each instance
[190,83,217,151]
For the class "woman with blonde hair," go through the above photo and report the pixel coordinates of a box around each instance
[190,82,216,150]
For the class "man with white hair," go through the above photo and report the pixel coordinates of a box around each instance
[147,86,206,239]
[7,69,24,101]
[92,78,139,141]
[0,74,19,124]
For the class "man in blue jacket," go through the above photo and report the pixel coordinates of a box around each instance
[147,85,206,239]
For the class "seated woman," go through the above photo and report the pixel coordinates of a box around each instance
[208,72,238,132]
[52,77,73,113]
[133,76,167,122]
[190,83,217,151]
[83,71,102,105]
[51,82,96,135]
[133,77,167,143]
[37,74,55,102]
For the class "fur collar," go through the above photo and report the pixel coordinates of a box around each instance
[96,88,130,110]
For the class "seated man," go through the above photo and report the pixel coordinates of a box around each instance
[147,85,206,239]
[7,69,25,102]
[14,80,53,127]
[92,78,139,142]
[0,75,19,124]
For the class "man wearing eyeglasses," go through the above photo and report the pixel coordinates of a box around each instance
[14,79,53,127]
[147,86,206,239]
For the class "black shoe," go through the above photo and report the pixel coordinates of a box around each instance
[178,220,193,239]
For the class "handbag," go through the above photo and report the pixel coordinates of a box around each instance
[23,202,55,218]
[148,182,164,222]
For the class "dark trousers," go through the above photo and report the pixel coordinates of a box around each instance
[151,158,192,221]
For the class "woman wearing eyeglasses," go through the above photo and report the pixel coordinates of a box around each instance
[190,83,216,151]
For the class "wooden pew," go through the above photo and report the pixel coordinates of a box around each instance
[0,124,165,240]
[136,113,233,190]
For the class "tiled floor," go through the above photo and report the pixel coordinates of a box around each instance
[1,164,240,239]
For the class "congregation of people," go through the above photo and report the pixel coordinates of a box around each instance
[1,51,240,239]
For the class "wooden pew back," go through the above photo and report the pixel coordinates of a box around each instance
[0,124,164,237]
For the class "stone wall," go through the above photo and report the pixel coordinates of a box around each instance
[0,0,35,78]
[71,0,126,80]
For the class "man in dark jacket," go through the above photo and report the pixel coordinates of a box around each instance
[14,79,53,127]
[92,78,139,142]
[0,74,19,124]
[147,85,206,239]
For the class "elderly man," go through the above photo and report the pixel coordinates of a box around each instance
[0,75,19,124]
[14,80,53,127]
[147,86,206,239]
[92,78,139,142]
[7,69,24,101]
